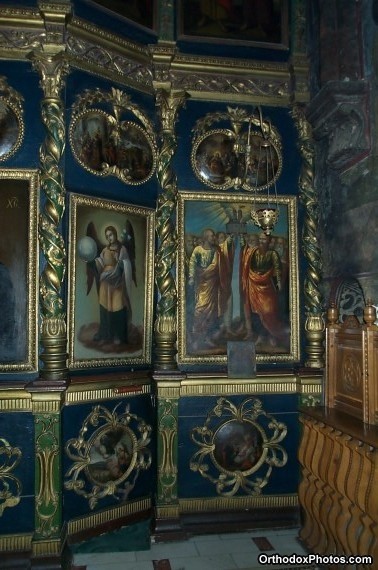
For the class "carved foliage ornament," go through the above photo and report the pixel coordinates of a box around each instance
[157,398,178,503]
[69,87,157,185]
[35,414,60,538]
[191,106,282,192]
[0,76,24,162]
[64,403,152,510]
[190,397,287,496]
[0,437,22,516]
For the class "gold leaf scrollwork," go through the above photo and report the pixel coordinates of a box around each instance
[157,398,178,502]
[154,89,188,369]
[300,394,321,407]
[35,415,60,538]
[156,89,188,134]
[29,52,70,100]
[69,88,157,185]
[41,315,66,337]
[64,403,152,510]
[191,106,283,193]
[0,438,22,516]
[0,76,24,162]
[190,398,287,497]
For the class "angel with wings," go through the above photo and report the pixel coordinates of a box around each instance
[81,220,137,348]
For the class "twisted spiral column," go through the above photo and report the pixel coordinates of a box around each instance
[28,30,70,562]
[30,51,69,381]
[292,105,325,368]
[154,89,188,371]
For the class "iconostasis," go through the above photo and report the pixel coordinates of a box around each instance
[0,1,323,566]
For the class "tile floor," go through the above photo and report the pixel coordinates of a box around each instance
[72,527,318,570]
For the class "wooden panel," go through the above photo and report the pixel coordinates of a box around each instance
[298,407,378,565]
[325,303,378,425]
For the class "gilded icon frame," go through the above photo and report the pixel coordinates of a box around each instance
[0,97,24,162]
[178,0,289,50]
[191,127,282,192]
[69,110,157,185]
[68,193,155,369]
[0,169,39,371]
[64,402,152,510]
[177,191,299,365]
[190,397,288,496]
[87,0,156,31]
[69,88,158,186]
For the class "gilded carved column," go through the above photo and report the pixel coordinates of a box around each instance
[27,2,71,564]
[292,104,325,368]
[154,88,188,370]
[153,86,187,531]
[29,1,71,382]
[30,392,64,558]
[154,382,181,529]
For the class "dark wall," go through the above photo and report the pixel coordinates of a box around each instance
[308,0,378,310]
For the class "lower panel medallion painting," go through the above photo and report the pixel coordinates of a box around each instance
[65,403,152,510]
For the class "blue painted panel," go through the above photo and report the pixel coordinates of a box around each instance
[177,394,300,498]
[0,412,35,534]
[0,496,35,535]
[174,100,300,194]
[0,61,46,170]
[266,411,300,493]
[65,70,158,209]
[72,0,158,45]
[62,394,155,521]
[0,412,35,494]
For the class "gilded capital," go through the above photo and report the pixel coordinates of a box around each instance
[156,88,188,133]
[305,314,325,334]
[28,50,69,98]
[154,313,177,336]
[41,315,66,338]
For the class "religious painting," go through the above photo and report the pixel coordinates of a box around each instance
[177,191,299,365]
[65,403,152,509]
[178,0,289,49]
[192,130,238,190]
[70,111,157,185]
[213,420,263,473]
[192,128,282,192]
[87,426,135,485]
[0,170,38,371]
[88,0,155,30]
[0,99,24,161]
[190,397,288,496]
[68,193,155,369]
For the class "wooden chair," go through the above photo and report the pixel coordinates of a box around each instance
[325,300,378,425]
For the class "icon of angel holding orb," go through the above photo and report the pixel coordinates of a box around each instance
[76,219,141,353]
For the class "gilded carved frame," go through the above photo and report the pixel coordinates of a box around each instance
[64,402,152,510]
[177,0,289,50]
[177,191,300,365]
[68,193,155,369]
[69,88,158,186]
[0,76,24,163]
[0,169,39,372]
